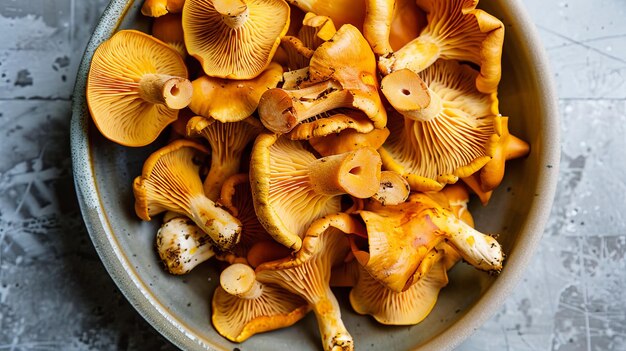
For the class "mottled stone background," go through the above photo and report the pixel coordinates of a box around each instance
[0,0,624,350]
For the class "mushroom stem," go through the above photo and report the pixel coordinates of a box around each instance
[189,195,242,250]
[371,171,410,205]
[138,73,193,109]
[220,263,264,299]
[429,212,503,271]
[258,84,357,134]
[213,0,249,30]
[380,69,441,122]
[308,147,381,198]
[313,286,354,351]
[378,36,440,75]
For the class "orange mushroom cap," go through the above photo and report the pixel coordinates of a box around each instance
[189,62,283,122]
[284,0,365,29]
[351,193,503,292]
[87,30,192,147]
[349,246,451,325]
[479,116,530,191]
[183,0,290,79]
[151,13,186,57]
[142,0,186,17]
[212,263,310,342]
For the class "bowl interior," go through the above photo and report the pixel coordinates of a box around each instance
[72,1,559,350]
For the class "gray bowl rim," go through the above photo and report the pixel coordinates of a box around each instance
[70,0,561,350]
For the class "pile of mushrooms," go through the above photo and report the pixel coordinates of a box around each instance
[86,0,531,349]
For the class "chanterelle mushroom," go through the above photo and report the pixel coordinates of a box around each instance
[258,24,387,134]
[133,139,242,250]
[142,0,185,17]
[212,263,310,342]
[250,133,381,250]
[256,213,359,351]
[156,216,215,274]
[378,0,504,93]
[188,62,283,123]
[350,192,503,292]
[186,116,262,200]
[349,244,452,325]
[379,60,498,191]
[87,30,193,147]
[183,0,290,79]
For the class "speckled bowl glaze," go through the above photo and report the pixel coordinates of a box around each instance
[70,1,559,350]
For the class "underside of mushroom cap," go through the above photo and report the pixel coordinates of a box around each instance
[189,62,283,122]
[87,30,191,147]
[187,116,263,200]
[133,139,242,250]
[378,0,504,93]
[256,213,356,351]
[212,263,310,342]
[380,60,498,191]
[133,139,209,220]
[250,133,341,250]
[349,247,450,325]
[183,0,290,79]
[351,200,445,292]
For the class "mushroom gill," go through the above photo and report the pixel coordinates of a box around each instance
[183,0,290,79]
[379,60,498,191]
[212,263,310,342]
[250,133,381,250]
[87,30,192,146]
[132,139,242,250]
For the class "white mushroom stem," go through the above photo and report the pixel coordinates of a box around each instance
[156,217,216,274]
[138,73,193,109]
[220,263,264,299]
[430,213,504,271]
[308,147,381,198]
[380,68,441,122]
[213,0,249,30]
[189,195,242,250]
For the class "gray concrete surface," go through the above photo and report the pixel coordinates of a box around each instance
[0,0,625,350]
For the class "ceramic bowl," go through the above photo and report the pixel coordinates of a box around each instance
[71,1,559,350]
